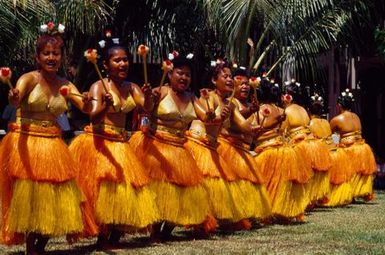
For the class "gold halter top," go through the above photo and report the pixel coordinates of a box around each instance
[108,82,137,113]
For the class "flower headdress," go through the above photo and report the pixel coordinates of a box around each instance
[98,30,120,49]
[337,88,355,105]
[310,93,324,105]
[39,22,65,35]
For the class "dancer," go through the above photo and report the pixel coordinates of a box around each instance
[282,80,331,206]
[253,78,309,222]
[129,53,216,241]
[213,65,272,227]
[69,39,159,249]
[330,89,376,202]
[0,23,97,254]
[308,93,354,206]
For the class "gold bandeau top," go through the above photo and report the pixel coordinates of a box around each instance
[20,83,67,117]
[108,88,136,113]
[155,87,197,125]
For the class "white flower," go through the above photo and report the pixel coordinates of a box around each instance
[98,40,106,48]
[168,53,175,60]
[40,24,48,33]
[284,81,290,86]
[345,88,350,92]
[232,63,238,68]
[240,66,246,70]
[186,53,194,59]
[318,96,323,101]
[210,61,217,67]
[112,38,119,44]
[291,78,296,83]
[58,24,65,33]
[274,83,279,87]
[296,82,301,87]
[311,96,315,100]
[348,92,353,97]
[342,92,346,96]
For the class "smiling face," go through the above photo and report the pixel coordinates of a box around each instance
[105,47,129,81]
[168,65,191,93]
[36,43,62,73]
[213,67,233,94]
[234,75,250,101]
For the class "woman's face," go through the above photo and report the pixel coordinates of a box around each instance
[36,43,62,73]
[235,75,250,100]
[105,48,129,81]
[168,65,191,93]
[213,67,233,94]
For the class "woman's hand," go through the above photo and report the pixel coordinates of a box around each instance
[220,104,233,120]
[249,97,259,113]
[142,84,152,98]
[8,88,20,106]
[103,93,113,106]
[205,110,216,121]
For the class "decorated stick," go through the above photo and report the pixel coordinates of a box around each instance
[160,59,173,88]
[84,49,108,93]
[0,67,13,89]
[137,44,150,86]
[249,76,261,124]
[260,107,271,127]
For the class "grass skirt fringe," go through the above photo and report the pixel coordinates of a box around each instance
[0,124,96,244]
[292,139,331,203]
[69,129,158,228]
[254,143,310,219]
[215,137,272,220]
[129,131,211,226]
[6,179,83,237]
[342,141,376,199]
[325,148,355,207]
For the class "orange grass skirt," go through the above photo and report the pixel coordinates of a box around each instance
[325,148,354,207]
[291,138,331,203]
[341,140,376,199]
[0,122,97,245]
[69,126,158,229]
[215,136,272,220]
[254,137,310,219]
[129,131,211,226]
[185,136,271,221]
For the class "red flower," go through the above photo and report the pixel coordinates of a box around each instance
[59,86,70,97]
[105,30,112,38]
[250,77,257,82]
[47,22,55,30]
[200,88,209,99]
[283,93,293,103]
[0,67,10,78]
[172,50,179,58]
[262,107,271,117]
[165,60,172,66]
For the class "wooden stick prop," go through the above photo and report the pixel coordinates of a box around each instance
[84,49,108,93]
[0,67,13,89]
[137,44,150,86]
[200,88,211,112]
[228,76,242,106]
[159,59,173,88]
[59,86,96,101]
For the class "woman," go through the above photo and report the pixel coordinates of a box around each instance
[282,80,331,206]
[330,89,376,202]
[129,54,216,240]
[0,26,97,254]
[253,79,309,222]
[185,64,271,230]
[69,41,159,248]
[214,66,272,227]
[308,94,354,206]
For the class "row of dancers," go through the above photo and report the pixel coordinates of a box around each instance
[0,27,376,254]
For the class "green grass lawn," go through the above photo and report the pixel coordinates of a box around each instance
[3,191,385,254]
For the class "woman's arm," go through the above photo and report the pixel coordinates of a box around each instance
[89,81,113,122]
[131,83,154,113]
[8,72,34,107]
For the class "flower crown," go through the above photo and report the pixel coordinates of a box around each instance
[284,78,300,87]
[98,30,120,49]
[338,88,355,101]
[310,93,324,104]
[39,22,65,35]
[210,58,226,67]
[168,50,194,61]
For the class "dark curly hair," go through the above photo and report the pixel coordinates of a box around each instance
[337,89,354,110]
[257,78,281,104]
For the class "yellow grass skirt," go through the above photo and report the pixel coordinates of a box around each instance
[129,131,210,226]
[254,137,310,219]
[185,137,271,221]
[216,136,272,220]
[341,141,376,199]
[0,122,96,244]
[291,138,331,203]
[325,148,355,207]
[69,126,159,229]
